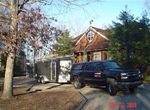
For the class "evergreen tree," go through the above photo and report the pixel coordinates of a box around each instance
[107,7,150,74]
[54,30,74,56]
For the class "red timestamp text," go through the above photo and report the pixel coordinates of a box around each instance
[127,102,137,108]
[109,102,137,109]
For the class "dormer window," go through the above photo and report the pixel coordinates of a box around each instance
[87,31,94,41]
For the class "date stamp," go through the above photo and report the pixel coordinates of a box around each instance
[109,102,137,109]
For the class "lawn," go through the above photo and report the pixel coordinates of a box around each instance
[144,75,150,82]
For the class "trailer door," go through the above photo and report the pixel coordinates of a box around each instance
[58,60,72,83]
[51,62,56,81]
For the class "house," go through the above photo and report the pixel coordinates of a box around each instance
[73,26,110,62]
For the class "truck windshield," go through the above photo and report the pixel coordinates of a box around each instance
[103,62,122,69]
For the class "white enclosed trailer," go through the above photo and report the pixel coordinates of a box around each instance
[35,57,72,83]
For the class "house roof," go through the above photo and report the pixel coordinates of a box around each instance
[73,26,109,52]
[86,39,108,51]
[72,33,84,45]
[73,26,109,46]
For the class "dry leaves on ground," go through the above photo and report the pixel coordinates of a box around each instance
[0,87,82,110]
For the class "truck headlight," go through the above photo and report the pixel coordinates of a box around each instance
[121,73,128,79]
[137,69,142,77]
[138,70,141,74]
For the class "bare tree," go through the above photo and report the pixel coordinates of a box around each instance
[0,0,101,99]
[0,0,56,99]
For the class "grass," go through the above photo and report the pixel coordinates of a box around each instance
[144,75,150,81]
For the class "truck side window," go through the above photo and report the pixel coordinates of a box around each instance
[72,64,83,70]
[85,63,93,70]
[94,63,103,71]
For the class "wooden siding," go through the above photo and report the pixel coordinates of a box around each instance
[90,51,107,61]
[73,26,109,63]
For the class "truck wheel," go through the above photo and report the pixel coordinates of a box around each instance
[129,87,137,93]
[40,77,45,84]
[73,77,82,89]
[108,80,117,96]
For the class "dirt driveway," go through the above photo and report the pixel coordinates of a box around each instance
[0,77,82,110]
[3,77,150,110]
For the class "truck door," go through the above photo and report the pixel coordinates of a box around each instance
[83,62,105,85]
[83,62,94,83]
[93,62,105,85]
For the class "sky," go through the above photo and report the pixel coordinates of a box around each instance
[40,0,149,37]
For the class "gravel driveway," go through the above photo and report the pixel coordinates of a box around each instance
[29,82,150,110]
[78,85,150,110]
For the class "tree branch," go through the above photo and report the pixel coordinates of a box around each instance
[23,0,44,4]
[18,0,30,14]
[18,0,54,14]
[0,2,10,9]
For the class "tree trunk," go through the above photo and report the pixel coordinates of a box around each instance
[1,0,18,99]
[1,52,15,98]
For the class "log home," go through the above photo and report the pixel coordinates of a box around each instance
[73,26,109,63]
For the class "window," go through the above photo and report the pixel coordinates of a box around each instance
[72,64,84,70]
[93,63,103,71]
[102,62,122,69]
[87,31,94,41]
[94,52,101,60]
[85,63,94,70]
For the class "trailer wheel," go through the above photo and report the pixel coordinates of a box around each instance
[40,77,45,84]
[73,76,82,89]
[37,79,41,83]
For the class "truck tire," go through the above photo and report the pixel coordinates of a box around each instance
[40,77,45,84]
[129,87,137,93]
[73,76,82,89]
[107,79,117,96]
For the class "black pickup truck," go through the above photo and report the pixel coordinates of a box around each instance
[70,60,143,96]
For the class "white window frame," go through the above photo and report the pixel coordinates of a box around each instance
[87,31,94,42]
[94,52,101,60]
